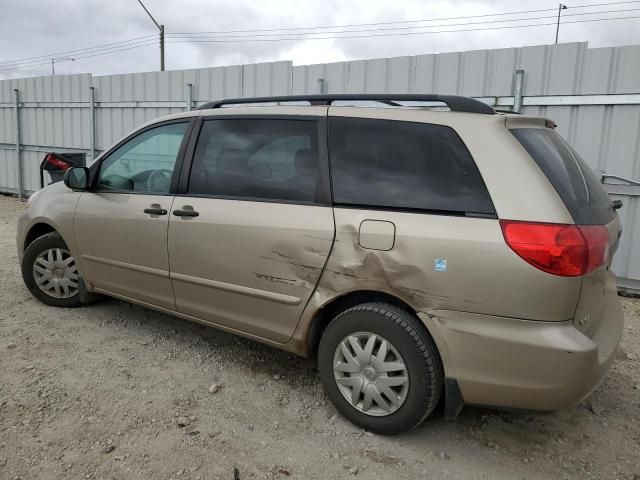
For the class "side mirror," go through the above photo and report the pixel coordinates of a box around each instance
[63,167,90,191]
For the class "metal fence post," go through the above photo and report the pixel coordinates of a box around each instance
[13,88,23,201]
[317,78,326,94]
[89,86,96,161]
[513,69,524,113]
[186,83,193,111]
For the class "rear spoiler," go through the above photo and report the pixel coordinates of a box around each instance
[505,116,557,129]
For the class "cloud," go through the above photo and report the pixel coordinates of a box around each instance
[0,0,638,79]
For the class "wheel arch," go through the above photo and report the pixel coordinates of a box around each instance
[306,289,422,357]
[23,222,58,251]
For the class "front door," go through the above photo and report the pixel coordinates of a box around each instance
[168,115,335,343]
[75,121,191,310]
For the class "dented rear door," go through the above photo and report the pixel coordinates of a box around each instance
[168,112,334,343]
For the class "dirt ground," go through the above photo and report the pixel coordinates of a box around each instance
[0,195,639,480]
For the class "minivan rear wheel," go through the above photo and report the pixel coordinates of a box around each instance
[318,302,443,435]
[21,232,83,308]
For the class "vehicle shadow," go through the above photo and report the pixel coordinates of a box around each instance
[90,296,629,453]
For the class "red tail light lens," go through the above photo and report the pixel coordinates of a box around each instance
[500,220,609,277]
[45,153,72,171]
[579,225,610,273]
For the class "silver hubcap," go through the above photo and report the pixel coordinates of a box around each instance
[33,248,79,299]
[333,332,409,417]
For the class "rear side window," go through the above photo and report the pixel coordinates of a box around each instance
[188,119,319,203]
[328,117,494,216]
[511,128,614,225]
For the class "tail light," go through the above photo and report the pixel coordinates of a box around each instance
[44,153,72,171]
[500,220,609,277]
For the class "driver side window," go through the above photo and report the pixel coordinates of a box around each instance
[98,122,189,193]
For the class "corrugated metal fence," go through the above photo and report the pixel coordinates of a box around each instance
[1,42,639,291]
[0,62,292,193]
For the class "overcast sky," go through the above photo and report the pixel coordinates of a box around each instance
[0,0,639,79]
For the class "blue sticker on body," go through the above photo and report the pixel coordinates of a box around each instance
[434,259,447,272]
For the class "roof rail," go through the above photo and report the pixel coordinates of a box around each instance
[196,94,496,115]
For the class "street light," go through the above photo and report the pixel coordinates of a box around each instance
[136,0,164,71]
[51,57,75,75]
[555,3,568,45]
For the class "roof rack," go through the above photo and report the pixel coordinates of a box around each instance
[196,94,496,115]
[494,108,520,115]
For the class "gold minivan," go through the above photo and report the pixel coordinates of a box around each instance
[17,95,624,434]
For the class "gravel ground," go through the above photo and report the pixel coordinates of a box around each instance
[0,194,639,480]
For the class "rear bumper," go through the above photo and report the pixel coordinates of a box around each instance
[418,294,624,412]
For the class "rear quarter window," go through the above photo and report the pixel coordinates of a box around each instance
[511,128,614,225]
[328,117,495,216]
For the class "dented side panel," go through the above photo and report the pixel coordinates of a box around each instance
[291,207,582,352]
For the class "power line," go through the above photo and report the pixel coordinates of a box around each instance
[169,8,559,35]
[0,38,159,69]
[0,0,638,72]
[0,42,159,72]
[164,14,640,44]
[164,7,640,40]
[167,0,640,35]
[0,34,157,68]
[55,41,158,60]
[0,42,158,73]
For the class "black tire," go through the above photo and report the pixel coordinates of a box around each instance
[21,232,83,308]
[318,302,443,435]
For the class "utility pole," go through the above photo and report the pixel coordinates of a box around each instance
[137,0,165,71]
[555,3,568,45]
[160,24,165,71]
[51,57,75,75]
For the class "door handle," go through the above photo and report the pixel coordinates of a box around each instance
[144,207,167,215]
[173,209,199,217]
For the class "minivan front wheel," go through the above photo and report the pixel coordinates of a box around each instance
[21,232,83,308]
[318,302,443,435]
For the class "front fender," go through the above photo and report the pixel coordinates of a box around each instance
[16,182,82,263]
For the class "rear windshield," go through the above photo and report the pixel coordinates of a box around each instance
[511,128,614,225]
